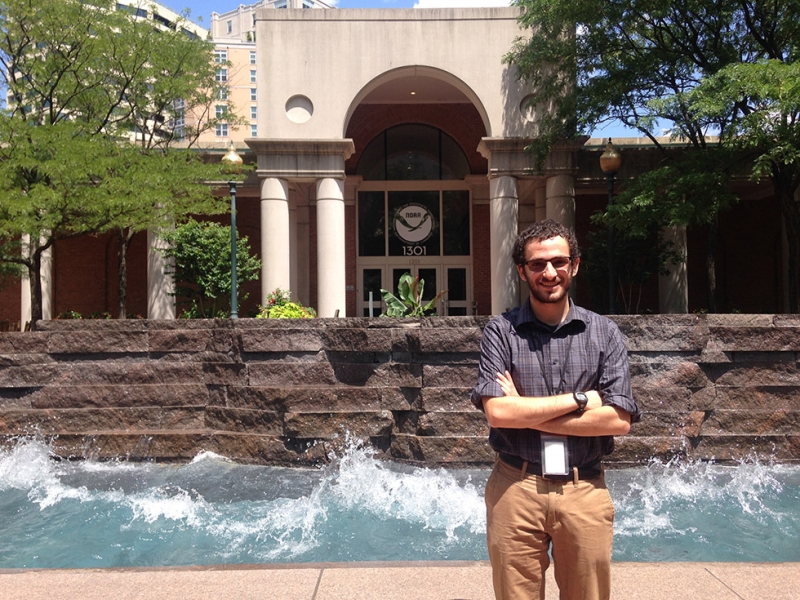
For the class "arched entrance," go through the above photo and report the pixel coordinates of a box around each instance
[345,70,488,316]
[353,124,476,317]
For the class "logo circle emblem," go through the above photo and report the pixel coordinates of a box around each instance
[393,203,434,244]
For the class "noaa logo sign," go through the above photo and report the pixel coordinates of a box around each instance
[393,203,434,244]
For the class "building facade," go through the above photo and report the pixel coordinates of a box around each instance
[0,7,785,328]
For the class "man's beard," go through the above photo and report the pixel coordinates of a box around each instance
[526,276,571,304]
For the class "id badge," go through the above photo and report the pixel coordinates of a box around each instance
[541,434,569,476]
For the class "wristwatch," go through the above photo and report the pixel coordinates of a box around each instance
[573,391,588,414]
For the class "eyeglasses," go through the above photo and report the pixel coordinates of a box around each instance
[523,256,572,273]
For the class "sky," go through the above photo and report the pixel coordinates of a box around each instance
[169,0,512,26]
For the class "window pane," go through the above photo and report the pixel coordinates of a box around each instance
[386,124,439,180]
[447,268,467,301]
[388,191,440,257]
[442,190,470,255]
[362,269,383,317]
[418,268,437,302]
[356,124,470,181]
[358,191,385,256]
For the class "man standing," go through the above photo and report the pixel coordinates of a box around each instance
[471,219,640,600]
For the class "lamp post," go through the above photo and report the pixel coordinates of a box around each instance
[599,138,622,314]
[221,142,243,319]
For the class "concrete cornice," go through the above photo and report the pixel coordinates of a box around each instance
[478,136,589,179]
[256,7,524,22]
[246,138,355,160]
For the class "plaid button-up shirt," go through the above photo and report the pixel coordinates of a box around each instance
[471,300,640,467]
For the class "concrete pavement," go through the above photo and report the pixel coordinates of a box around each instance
[1,561,798,599]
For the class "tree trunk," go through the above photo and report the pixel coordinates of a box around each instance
[706,218,718,313]
[28,249,43,328]
[773,167,800,313]
[117,228,135,319]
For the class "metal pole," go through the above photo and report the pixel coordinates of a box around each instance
[607,173,616,315]
[229,180,238,319]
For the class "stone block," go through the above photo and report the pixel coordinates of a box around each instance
[419,388,475,411]
[709,327,800,351]
[689,434,795,462]
[701,409,800,435]
[713,363,800,386]
[331,362,422,387]
[47,330,148,354]
[631,410,706,437]
[30,383,211,409]
[417,327,483,353]
[201,362,247,385]
[284,410,394,439]
[390,433,494,464]
[612,435,688,463]
[0,363,68,387]
[240,328,324,353]
[417,411,489,436]
[149,328,214,353]
[632,385,693,411]
[629,361,710,388]
[205,406,283,435]
[248,362,337,386]
[68,361,205,385]
[423,365,478,388]
[704,386,800,410]
[319,328,396,352]
[0,332,49,353]
[0,407,205,434]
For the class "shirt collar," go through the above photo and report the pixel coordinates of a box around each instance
[512,298,585,333]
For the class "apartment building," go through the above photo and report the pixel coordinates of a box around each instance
[199,0,333,147]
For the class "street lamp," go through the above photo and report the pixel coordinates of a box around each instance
[221,142,243,319]
[599,138,622,314]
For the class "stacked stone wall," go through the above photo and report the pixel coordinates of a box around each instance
[0,315,798,465]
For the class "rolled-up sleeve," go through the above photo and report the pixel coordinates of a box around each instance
[600,322,641,423]
[471,318,509,411]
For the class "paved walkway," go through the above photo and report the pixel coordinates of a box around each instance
[1,561,798,599]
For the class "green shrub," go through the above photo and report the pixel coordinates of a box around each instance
[257,288,316,319]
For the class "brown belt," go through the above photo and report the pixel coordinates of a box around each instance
[499,453,602,481]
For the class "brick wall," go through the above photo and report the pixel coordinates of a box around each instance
[0,315,798,466]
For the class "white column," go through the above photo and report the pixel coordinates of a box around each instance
[20,234,52,326]
[489,175,519,315]
[41,244,52,321]
[289,200,298,298]
[659,224,689,313]
[147,228,176,320]
[20,234,31,328]
[545,174,576,228]
[316,177,346,317]
[261,177,291,302]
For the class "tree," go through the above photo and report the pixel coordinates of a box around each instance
[507,0,800,310]
[0,0,241,322]
[161,219,261,319]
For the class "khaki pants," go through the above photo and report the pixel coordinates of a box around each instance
[485,457,615,600]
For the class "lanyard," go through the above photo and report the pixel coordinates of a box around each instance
[535,332,574,397]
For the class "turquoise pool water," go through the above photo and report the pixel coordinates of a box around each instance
[1,438,798,568]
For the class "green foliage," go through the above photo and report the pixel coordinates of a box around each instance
[380,272,447,317]
[161,219,261,319]
[584,221,682,314]
[0,0,240,321]
[509,0,800,309]
[257,289,317,319]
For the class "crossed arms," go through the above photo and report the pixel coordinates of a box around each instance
[481,371,632,437]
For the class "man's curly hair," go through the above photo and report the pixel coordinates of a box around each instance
[511,219,581,266]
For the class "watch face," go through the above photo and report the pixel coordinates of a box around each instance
[574,392,588,409]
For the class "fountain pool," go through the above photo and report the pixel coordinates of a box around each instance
[1,438,798,569]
